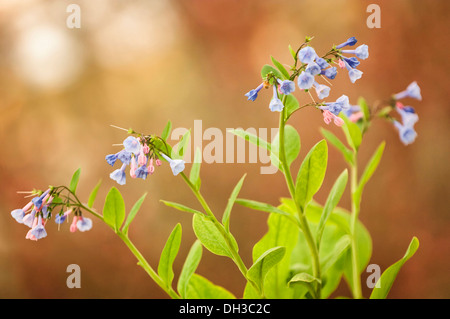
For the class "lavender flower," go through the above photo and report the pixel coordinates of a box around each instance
[342,44,369,60]
[394,82,422,101]
[276,79,295,95]
[269,85,284,112]
[336,37,357,49]
[298,46,317,64]
[313,82,330,99]
[297,71,314,90]
[245,83,264,101]
[160,153,185,176]
[110,163,127,185]
[123,136,141,155]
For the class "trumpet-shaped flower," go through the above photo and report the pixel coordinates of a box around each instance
[342,44,369,60]
[298,46,317,64]
[336,37,357,49]
[297,71,314,90]
[322,110,344,127]
[277,79,295,95]
[305,62,321,76]
[123,136,141,155]
[160,153,185,176]
[321,67,337,80]
[110,163,127,185]
[393,120,417,145]
[245,83,264,101]
[313,82,330,99]
[269,85,284,112]
[29,216,47,240]
[394,81,422,101]
[76,217,93,232]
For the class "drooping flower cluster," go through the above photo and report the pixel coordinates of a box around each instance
[390,82,421,145]
[244,37,369,120]
[106,135,185,185]
[10,188,92,241]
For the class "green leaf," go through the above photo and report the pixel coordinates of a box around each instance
[161,200,203,215]
[320,235,351,273]
[261,64,283,83]
[158,223,182,288]
[103,187,126,232]
[316,169,348,247]
[228,129,271,152]
[247,246,286,293]
[284,94,300,121]
[340,114,362,151]
[186,274,235,299]
[161,120,172,141]
[189,147,202,190]
[69,168,81,193]
[356,141,385,204]
[244,200,300,299]
[288,272,322,298]
[177,240,202,298]
[192,214,238,258]
[294,140,328,211]
[358,97,371,123]
[271,56,290,79]
[271,124,301,171]
[87,179,102,208]
[320,128,354,165]
[222,174,246,232]
[370,237,419,299]
[288,44,297,60]
[121,193,147,235]
[235,198,298,224]
[172,129,190,159]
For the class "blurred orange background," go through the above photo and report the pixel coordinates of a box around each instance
[0,0,449,299]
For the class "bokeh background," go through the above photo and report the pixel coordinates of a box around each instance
[0,0,448,299]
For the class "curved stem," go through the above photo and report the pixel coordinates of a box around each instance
[72,199,181,299]
[179,172,262,296]
[278,100,322,298]
[350,158,363,299]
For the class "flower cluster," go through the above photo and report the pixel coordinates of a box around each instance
[10,188,92,241]
[390,82,421,145]
[106,135,186,185]
[245,37,369,122]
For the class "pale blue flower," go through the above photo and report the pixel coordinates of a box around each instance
[336,37,357,49]
[55,213,67,224]
[393,120,417,145]
[297,71,314,90]
[315,57,329,69]
[321,95,350,115]
[343,56,360,69]
[276,79,295,95]
[394,81,422,101]
[306,62,321,76]
[77,217,93,232]
[110,163,127,185]
[105,153,118,166]
[30,216,47,240]
[245,83,264,101]
[342,44,369,60]
[397,106,419,127]
[123,136,141,155]
[135,165,148,180]
[160,153,185,176]
[11,209,25,223]
[343,60,363,83]
[298,46,317,64]
[321,67,337,80]
[313,82,330,99]
[269,85,284,112]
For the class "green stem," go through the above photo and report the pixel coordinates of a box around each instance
[278,100,321,298]
[179,172,262,296]
[77,203,181,299]
[350,156,363,299]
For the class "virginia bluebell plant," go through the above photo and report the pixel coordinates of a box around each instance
[10,36,421,300]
